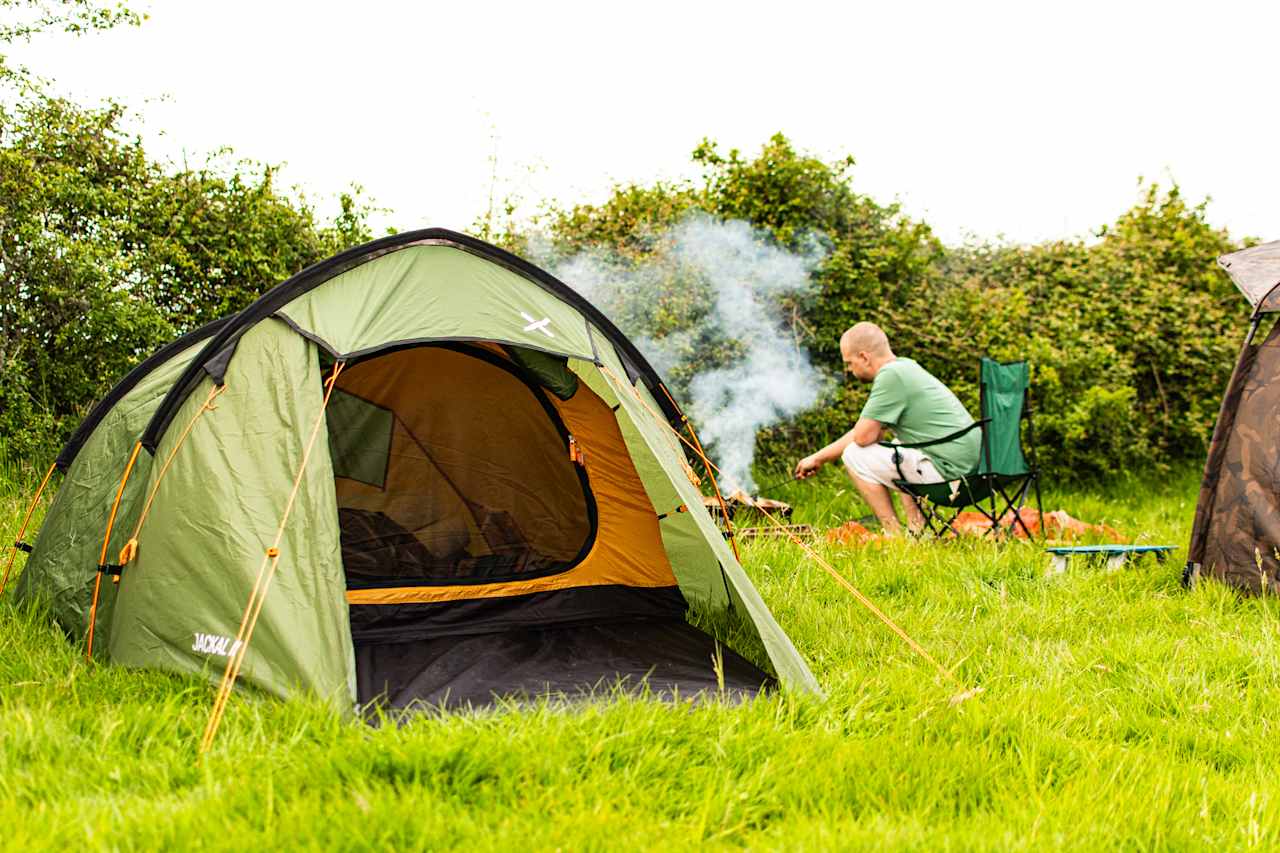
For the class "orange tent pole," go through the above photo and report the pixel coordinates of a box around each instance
[656,383,741,561]
[86,442,142,659]
[1,460,58,596]
[124,384,226,549]
[86,383,225,659]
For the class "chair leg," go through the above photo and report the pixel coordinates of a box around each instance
[1007,480,1036,539]
[921,502,960,538]
[992,479,1036,540]
[987,485,1011,539]
[967,502,1002,539]
[924,504,951,537]
[909,473,1043,543]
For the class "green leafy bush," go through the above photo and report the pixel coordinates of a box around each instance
[0,93,375,464]
[543,137,1248,483]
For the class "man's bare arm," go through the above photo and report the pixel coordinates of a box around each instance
[794,418,884,478]
[851,417,885,447]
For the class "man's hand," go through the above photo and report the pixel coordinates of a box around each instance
[794,454,823,479]
[796,424,862,480]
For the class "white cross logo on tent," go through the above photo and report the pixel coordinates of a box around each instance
[520,311,555,338]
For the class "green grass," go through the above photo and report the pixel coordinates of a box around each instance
[5,462,1280,850]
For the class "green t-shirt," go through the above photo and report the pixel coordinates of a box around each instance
[859,358,980,480]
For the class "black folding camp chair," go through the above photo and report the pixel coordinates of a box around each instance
[880,357,1043,539]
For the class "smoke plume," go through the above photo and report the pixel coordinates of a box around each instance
[538,214,829,492]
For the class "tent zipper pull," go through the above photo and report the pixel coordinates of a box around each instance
[113,538,139,584]
[568,435,585,466]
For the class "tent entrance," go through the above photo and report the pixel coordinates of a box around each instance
[327,343,596,588]
[324,341,774,710]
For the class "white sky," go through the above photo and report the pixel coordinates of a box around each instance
[13,0,1278,245]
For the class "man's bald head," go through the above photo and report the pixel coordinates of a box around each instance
[840,322,894,381]
[841,323,891,358]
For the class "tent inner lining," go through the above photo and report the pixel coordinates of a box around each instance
[329,343,596,589]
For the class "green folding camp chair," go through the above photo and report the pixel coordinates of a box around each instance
[880,357,1043,539]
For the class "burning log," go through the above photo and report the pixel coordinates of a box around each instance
[703,490,793,526]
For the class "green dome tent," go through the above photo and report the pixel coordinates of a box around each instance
[13,229,819,727]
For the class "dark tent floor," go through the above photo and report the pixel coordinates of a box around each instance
[354,619,773,713]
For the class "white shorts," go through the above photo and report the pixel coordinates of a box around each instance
[841,442,942,491]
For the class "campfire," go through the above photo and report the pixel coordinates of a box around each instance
[703,491,812,540]
[703,490,793,522]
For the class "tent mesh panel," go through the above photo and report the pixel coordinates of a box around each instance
[328,344,593,587]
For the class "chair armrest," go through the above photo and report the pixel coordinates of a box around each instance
[878,418,988,451]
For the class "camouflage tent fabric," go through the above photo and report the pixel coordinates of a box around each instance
[1188,318,1280,592]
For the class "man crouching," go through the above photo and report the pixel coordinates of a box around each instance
[793,322,979,535]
